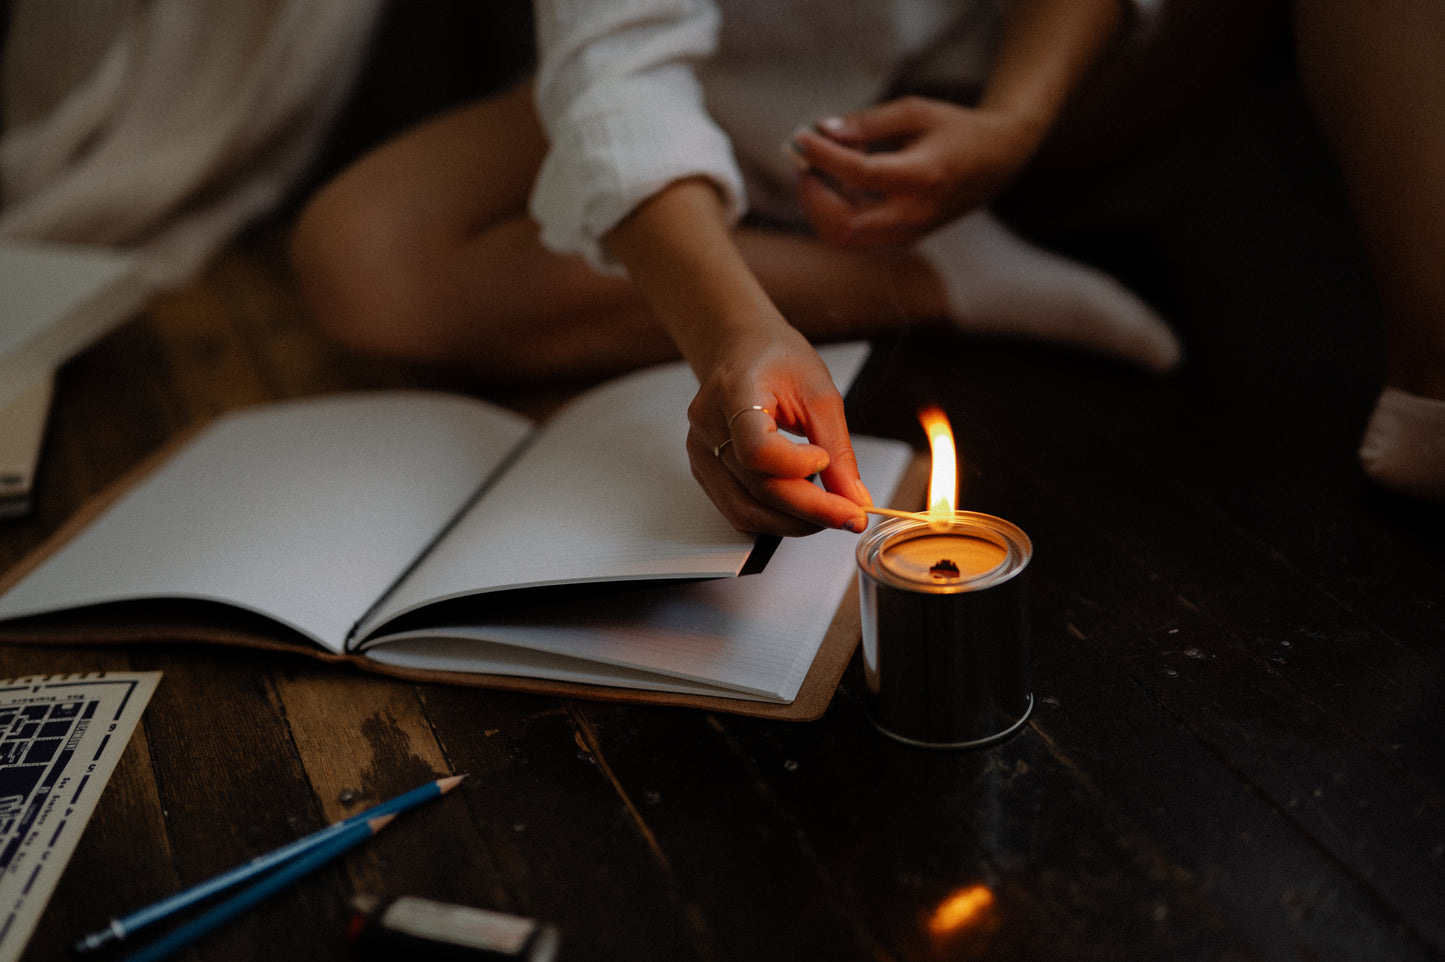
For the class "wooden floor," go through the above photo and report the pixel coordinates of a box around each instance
[3,44,1443,962]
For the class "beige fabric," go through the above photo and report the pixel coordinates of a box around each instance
[1,0,385,289]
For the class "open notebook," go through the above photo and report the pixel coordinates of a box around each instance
[0,343,916,719]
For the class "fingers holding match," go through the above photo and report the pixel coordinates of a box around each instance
[705,405,870,534]
[691,431,824,537]
[724,405,829,480]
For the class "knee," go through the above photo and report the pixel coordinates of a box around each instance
[287,178,440,361]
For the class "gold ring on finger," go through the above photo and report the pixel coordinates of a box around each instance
[726,405,770,430]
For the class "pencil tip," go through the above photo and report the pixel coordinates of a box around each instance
[437,773,467,792]
[73,928,119,954]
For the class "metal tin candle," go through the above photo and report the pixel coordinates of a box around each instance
[856,512,1032,748]
[856,407,1032,748]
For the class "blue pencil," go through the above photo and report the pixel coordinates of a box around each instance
[74,774,464,953]
[119,815,393,962]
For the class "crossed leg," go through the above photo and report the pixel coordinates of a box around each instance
[289,81,1181,386]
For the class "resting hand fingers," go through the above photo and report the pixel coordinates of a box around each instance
[797,171,937,248]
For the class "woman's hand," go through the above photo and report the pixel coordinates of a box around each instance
[788,0,1130,250]
[686,325,870,537]
[788,95,1044,249]
[603,177,870,536]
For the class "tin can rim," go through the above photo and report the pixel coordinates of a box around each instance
[856,510,1031,594]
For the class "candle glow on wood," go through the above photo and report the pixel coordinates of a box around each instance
[927,884,995,935]
[919,406,957,524]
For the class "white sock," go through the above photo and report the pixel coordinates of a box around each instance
[914,211,1182,373]
[1359,387,1445,501]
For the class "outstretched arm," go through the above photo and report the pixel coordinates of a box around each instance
[603,177,871,537]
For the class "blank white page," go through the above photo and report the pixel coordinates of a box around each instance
[0,393,531,649]
[363,343,872,635]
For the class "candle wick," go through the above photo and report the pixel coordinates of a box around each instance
[930,559,960,580]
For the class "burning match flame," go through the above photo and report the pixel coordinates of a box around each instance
[858,406,961,527]
[918,406,956,524]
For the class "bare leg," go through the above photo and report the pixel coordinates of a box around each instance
[1295,0,1445,400]
[1294,0,1445,499]
[290,83,941,384]
[291,84,663,382]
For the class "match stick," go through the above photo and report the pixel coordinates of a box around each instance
[863,506,925,522]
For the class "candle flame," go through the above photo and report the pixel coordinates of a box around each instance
[919,406,956,523]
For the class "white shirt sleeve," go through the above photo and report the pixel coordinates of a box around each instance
[529,0,747,273]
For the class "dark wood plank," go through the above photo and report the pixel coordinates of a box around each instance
[270,666,504,906]
[853,336,1445,960]
[728,690,1258,962]
[562,703,890,962]
[119,646,341,962]
[594,696,1241,962]
[417,687,709,961]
